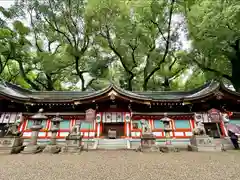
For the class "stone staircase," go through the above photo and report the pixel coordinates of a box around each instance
[94,139,130,150]
[188,135,235,152]
[213,137,234,150]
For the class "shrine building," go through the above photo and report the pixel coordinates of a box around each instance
[0,80,240,145]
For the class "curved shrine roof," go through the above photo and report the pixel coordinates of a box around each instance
[0,80,239,103]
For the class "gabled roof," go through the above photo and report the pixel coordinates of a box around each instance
[0,80,239,103]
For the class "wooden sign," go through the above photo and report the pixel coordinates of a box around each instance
[208,108,221,122]
[85,109,96,122]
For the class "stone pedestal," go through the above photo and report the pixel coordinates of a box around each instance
[43,144,61,154]
[22,125,43,154]
[43,131,61,154]
[164,128,172,145]
[43,128,61,154]
[43,113,63,154]
[21,144,43,154]
[188,135,218,152]
[61,134,83,154]
[0,137,24,154]
[158,144,180,153]
[136,133,157,152]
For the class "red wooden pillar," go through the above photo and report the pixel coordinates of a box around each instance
[171,119,175,138]
[19,116,27,132]
[220,120,227,137]
[45,119,51,138]
[190,119,195,129]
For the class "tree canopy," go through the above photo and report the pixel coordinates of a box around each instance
[0,0,239,92]
[184,0,240,91]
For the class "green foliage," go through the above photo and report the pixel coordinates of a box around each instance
[12,20,30,35]
[184,0,240,91]
[3,0,238,92]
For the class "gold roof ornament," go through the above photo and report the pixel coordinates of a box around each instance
[214,91,224,100]
[143,101,151,105]
[108,90,118,100]
[74,101,81,105]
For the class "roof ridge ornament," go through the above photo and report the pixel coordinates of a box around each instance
[214,91,224,100]
[108,90,117,100]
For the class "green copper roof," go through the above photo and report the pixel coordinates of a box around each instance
[0,80,237,102]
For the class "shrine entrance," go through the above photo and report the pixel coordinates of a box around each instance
[0,123,8,137]
[101,112,126,138]
[102,122,125,138]
[204,122,223,138]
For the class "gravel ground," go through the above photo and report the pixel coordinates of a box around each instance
[0,151,240,180]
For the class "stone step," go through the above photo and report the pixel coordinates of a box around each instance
[97,148,128,150]
[97,143,127,147]
[98,140,127,144]
[197,147,222,152]
[212,138,234,150]
[98,139,127,142]
[97,143,127,146]
[96,139,128,150]
[97,145,127,150]
[99,145,127,148]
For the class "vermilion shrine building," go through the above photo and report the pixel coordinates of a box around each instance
[0,81,240,145]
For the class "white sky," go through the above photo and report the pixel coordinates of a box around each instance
[0,0,14,8]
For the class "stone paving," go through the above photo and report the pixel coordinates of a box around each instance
[0,151,240,180]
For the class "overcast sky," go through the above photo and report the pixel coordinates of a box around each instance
[1,0,14,8]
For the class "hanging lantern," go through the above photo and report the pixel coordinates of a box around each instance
[96,113,101,123]
[125,113,131,123]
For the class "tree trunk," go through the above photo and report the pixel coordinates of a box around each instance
[127,74,134,91]
[75,56,86,91]
[230,58,240,93]
[162,77,170,91]
[46,74,54,91]
[17,61,41,90]
[229,40,240,93]
[143,80,148,91]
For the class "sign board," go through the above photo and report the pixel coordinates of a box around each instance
[208,108,221,122]
[85,109,96,122]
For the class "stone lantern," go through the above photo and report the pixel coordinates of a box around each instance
[43,113,63,154]
[161,113,172,145]
[22,109,47,154]
[136,119,156,152]
[158,113,180,152]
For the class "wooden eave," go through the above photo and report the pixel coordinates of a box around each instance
[23,112,86,116]
[0,94,31,103]
[0,84,151,104]
[184,83,240,103]
[132,112,194,116]
[218,83,240,99]
[71,84,152,104]
[1,80,240,104]
[183,92,218,103]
